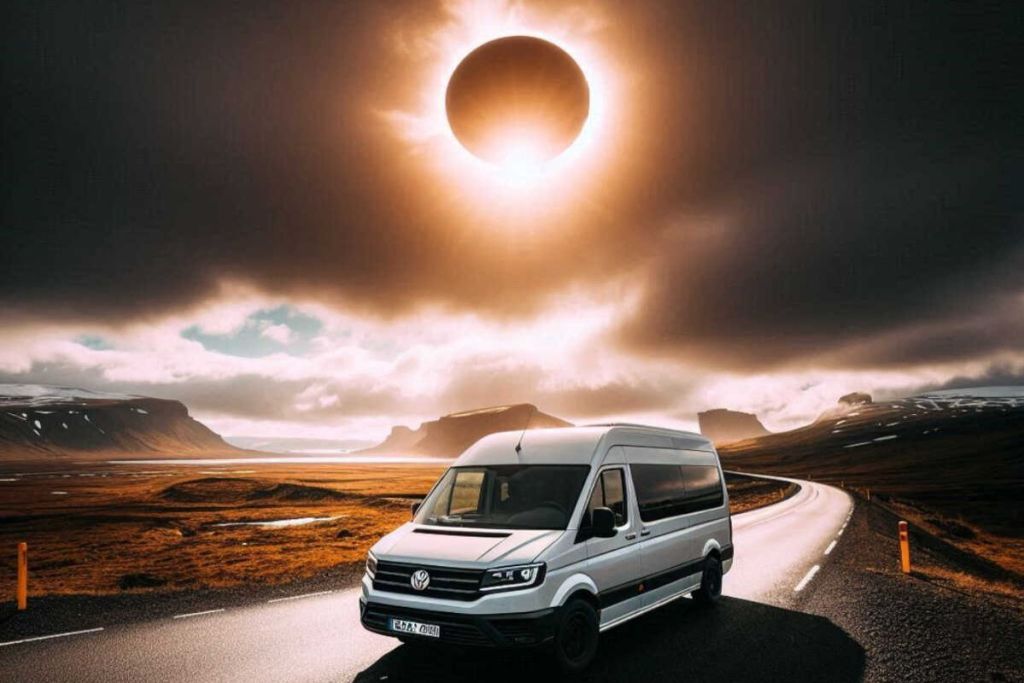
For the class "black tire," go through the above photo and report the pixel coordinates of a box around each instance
[552,598,600,673]
[693,555,723,605]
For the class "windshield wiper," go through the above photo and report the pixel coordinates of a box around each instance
[435,515,468,526]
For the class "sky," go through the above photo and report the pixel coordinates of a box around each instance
[2,1,1021,442]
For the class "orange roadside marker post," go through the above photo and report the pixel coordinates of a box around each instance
[898,521,911,574]
[17,542,28,610]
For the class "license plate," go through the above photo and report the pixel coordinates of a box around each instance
[389,617,440,638]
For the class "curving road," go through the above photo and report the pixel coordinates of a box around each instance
[725,475,853,605]
[1,479,853,683]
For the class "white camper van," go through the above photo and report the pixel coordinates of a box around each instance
[359,424,733,671]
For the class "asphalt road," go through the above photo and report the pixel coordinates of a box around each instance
[1,479,855,682]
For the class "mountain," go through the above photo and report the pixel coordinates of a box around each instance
[361,404,573,457]
[0,384,240,460]
[698,408,771,445]
[718,387,1024,538]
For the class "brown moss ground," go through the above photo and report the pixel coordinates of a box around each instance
[0,462,441,595]
[724,473,795,514]
[0,461,786,597]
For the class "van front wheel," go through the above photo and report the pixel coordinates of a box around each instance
[552,598,599,673]
[693,555,723,605]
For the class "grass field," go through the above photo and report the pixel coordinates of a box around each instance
[0,462,790,597]
[0,461,439,595]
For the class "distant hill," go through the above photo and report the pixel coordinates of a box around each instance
[223,436,374,454]
[719,387,1024,538]
[0,384,240,460]
[698,408,770,445]
[361,404,572,457]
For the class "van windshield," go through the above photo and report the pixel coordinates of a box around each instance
[414,465,591,530]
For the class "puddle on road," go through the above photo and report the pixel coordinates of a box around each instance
[211,515,344,529]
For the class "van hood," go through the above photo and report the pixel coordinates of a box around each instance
[373,524,563,568]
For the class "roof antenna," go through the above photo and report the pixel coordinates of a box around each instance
[514,405,537,454]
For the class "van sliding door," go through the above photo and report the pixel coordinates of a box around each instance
[626,447,707,608]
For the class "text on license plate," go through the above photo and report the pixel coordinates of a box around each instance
[389,618,440,638]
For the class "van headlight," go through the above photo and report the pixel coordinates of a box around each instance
[365,551,378,580]
[480,563,545,592]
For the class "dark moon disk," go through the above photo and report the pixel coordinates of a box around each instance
[446,36,590,164]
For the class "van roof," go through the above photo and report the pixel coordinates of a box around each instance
[453,424,715,467]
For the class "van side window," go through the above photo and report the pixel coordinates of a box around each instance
[585,468,628,528]
[631,463,723,522]
[680,465,724,512]
[631,464,687,522]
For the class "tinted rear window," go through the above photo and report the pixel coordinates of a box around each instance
[681,465,724,512]
[631,463,723,522]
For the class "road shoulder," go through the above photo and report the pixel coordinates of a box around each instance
[797,499,1024,682]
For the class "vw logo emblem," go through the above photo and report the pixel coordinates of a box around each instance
[410,569,431,591]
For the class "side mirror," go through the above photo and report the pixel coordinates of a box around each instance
[591,507,617,538]
[410,500,422,517]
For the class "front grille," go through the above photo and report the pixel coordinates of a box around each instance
[372,560,484,601]
[361,603,492,646]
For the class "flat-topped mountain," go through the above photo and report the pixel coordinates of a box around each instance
[0,384,239,460]
[361,403,572,457]
[698,408,771,445]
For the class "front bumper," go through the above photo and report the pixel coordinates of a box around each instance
[360,599,557,648]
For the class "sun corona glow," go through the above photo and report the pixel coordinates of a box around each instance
[385,1,621,221]
[445,35,589,172]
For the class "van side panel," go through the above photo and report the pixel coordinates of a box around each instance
[578,447,645,626]
[625,447,731,608]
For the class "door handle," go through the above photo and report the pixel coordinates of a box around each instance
[624,533,637,540]
[640,529,651,537]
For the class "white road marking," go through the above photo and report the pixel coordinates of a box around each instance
[0,627,104,647]
[173,609,225,619]
[794,565,821,592]
[267,590,334,604]
[824,540,838,555]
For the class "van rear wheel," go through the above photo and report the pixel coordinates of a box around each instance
[693,555,723,605]
[552,598,599,673]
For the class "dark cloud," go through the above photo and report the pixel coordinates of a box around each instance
[3,1,1021,373]
[618,154,1024,369]
[820,303,1024,369]
[0,0,625,323]
[922,365,1024,393]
